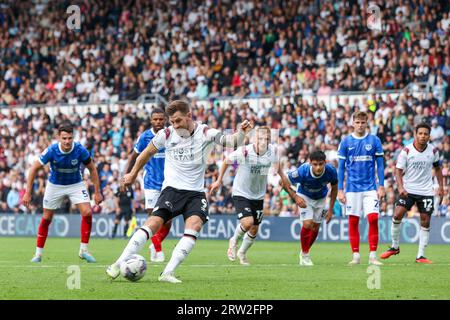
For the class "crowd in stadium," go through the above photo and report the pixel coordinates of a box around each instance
[1,0,450,105]
[0,0,449,217]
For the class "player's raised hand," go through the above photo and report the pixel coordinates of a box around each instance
[294,194,307,208]
[22,191,32,209]
[94,191,103,205]
[337,190,346,204]
[239,120,253,133]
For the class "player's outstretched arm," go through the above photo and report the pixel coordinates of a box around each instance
[85,161,103,204]
[278,168,306,208]
[123,142,158,186]
[23,160,44,208]
[220,120,253,148]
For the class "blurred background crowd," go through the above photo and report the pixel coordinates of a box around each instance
[0,0,449,217]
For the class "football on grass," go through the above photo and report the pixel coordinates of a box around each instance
[120,254,147,282]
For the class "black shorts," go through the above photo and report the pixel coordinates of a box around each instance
[116,207,132,221]
[232,196,264,225]
[152,187,209,224]
[396,193,434,215]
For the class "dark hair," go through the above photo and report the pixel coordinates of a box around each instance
[310,150,326,162]
[151,107,166,117]
[166,100,190,116]
[58,122,74,134]
[415,122,431,134]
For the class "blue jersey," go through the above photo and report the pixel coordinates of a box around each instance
[39,142,91,185]
[337,133,384,192]
[288,163,338,200]
[134,129,165,190]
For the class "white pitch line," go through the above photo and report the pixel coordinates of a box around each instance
[0,263,450,268]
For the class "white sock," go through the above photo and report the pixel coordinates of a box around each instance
[391,219,402,249]
[115,226,152,266]
[369,251,377,260]
[35,247,43,256]
[238,232,256,255]
[353,252,361,260]
[163,236,196,275]
[80,243,88,252]
[231,224,246,244]
[417,227,430,259]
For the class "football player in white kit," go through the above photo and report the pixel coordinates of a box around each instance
[210,127,278,265]
[106,100,252,283]
[381,123,444,264]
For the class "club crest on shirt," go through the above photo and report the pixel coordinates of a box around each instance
[71,159,78,165]
[365,144,372,151]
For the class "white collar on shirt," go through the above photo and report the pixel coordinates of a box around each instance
[58,142,74,154]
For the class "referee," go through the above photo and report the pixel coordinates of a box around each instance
[111,185,134,239]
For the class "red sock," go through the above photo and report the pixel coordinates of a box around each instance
[151,221,172,252]
[367,213,379,252]
[300,226,312,254]
[37,217,52,248]
[309,229,319,248]
[81,215,92,244]
[348,215,360,253]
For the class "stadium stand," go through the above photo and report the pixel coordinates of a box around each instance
[0,0,449,217]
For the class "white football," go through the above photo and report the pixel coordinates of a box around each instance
[120,254,147,282]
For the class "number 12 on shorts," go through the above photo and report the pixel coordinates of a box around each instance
[422,199,432,211]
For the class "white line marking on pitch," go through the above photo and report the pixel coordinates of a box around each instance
[1,263,450,268]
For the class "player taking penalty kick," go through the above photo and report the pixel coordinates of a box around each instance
[337,111,385,266]
[278,151,338,266]
[23,122,103,263]
[106,100,252,283]
[210,127,278,265]
[381,123,444,264]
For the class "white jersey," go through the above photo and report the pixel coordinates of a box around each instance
[228,144,278,200]
[152,123,223,192]
[396,143,440,196]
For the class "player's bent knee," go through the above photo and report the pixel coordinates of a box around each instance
[146,215,164,232]
[302,220,314,229]
[184,215,204,232]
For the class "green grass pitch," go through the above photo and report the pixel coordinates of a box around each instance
[1,237,449,300]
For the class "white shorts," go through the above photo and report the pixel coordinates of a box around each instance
[43,181,90,210]
[345,190,379,217]
[298,194,328,223]
[144,189,161,210]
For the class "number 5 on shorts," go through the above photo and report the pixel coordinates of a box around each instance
[82,190,89,199]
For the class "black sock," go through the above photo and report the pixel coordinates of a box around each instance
[123,223,129,236]
[112,224,118,238]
